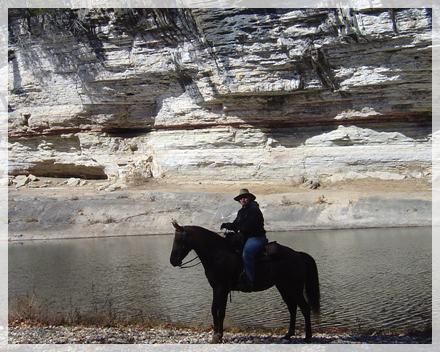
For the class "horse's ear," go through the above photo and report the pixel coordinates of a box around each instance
[171,219,183,231]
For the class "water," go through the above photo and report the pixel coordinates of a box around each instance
[8,227,431,332]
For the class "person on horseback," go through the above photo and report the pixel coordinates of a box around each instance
[221,188,267,290]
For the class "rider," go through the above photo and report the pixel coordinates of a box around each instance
[221,188,267,290]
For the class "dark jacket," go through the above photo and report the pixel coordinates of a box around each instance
[224,201,266,240]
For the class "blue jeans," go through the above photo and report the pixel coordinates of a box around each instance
[242,236,267,283]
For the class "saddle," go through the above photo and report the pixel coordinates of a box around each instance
[263,241,280,256]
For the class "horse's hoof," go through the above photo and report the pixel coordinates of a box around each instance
[281,335,291,343]
[211,333,222,344]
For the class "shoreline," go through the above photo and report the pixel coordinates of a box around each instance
[8,322,432,344]
[7,223,431,243]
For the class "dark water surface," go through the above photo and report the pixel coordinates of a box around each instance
[9,227,431,332]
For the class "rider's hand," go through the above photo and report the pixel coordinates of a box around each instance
[220,222,232,230]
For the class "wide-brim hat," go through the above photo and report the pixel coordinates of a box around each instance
[234,188,256,201]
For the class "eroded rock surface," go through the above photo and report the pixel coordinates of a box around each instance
[8,8,432,184]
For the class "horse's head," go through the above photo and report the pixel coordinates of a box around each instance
[170,220,192,267]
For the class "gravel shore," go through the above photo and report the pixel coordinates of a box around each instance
[8,324,431,344]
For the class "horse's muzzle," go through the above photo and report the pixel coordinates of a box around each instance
[170,256,182,267]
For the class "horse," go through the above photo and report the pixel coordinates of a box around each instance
[169,221,320,343]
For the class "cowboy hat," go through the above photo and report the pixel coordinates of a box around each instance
[234,188,256,201]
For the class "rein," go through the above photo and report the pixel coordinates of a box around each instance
[179,255,201,269]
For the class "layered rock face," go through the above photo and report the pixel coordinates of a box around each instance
[8,8,432,184]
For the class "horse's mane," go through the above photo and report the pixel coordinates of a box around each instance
[183,225,227,246]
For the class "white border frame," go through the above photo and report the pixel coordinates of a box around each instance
[1,1,436,351]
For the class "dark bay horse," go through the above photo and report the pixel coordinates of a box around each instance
[169,221,320,343]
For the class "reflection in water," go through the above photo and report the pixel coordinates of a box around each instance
[9,227,431,332]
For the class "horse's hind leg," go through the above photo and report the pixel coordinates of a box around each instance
[276,285,297,339]
[296,293,312,343]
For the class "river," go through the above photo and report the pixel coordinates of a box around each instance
[8,227,431,332]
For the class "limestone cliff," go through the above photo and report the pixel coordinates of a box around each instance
[8,8,432,184]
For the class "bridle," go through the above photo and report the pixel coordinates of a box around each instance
[177,229,201,269]
[180,255,201,268]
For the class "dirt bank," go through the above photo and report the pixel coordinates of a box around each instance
[8,178,432,241]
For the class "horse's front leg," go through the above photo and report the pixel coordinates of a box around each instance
[211,287,229,344]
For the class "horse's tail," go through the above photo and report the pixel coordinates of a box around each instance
[304,253,320,314]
